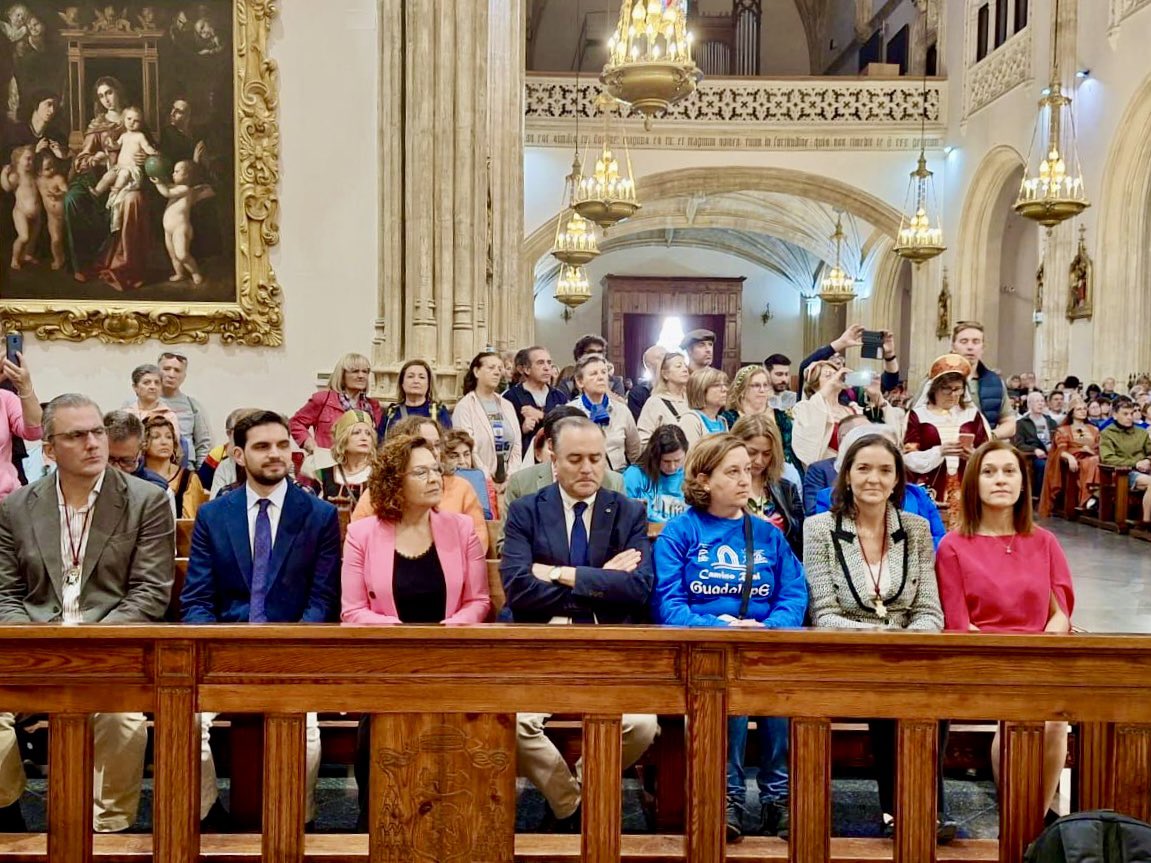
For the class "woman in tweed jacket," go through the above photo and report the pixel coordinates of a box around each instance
[803,431,955,842]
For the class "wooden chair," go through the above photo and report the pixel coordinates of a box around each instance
[647,522,664,539]
[1085,465,1141,534]
[485,520,503,556]
[175,518,194,557]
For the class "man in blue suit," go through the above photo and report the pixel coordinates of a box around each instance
[179,410,340,828]
[501,416,657,831]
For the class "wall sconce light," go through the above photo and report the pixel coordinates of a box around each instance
[1033,310,1044,325]
[760,303,774,325]
[1000,284,1016,294]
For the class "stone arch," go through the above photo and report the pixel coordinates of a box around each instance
[953,144,1026,355]
[1092,72,1151,380]
[522,165,907,345]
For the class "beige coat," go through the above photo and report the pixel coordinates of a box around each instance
[452,392,523,480]
[636,392,690,448]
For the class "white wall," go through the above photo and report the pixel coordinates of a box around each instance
[761,0,811,76]
[534,245,804,374]
[22,0,382,440]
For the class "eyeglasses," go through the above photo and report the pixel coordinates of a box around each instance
[407,465,445,481]
[109,454,141,469]
[51,427,107,443]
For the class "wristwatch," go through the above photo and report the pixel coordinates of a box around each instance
[549,566,564,584]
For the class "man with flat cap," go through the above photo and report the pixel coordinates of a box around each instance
[681,329,715,373]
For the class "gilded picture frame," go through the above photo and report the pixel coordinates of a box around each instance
[0,0,282,346]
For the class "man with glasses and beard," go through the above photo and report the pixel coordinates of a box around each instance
[0,393,175,832]
[179,410,340,829]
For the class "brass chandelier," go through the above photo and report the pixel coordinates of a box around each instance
[1014,0,1089,227]
[572,95,640,229]
[819,213,857,305]
[551,0,598,314]
[893,0,945,264]
[601,0,702,130]
[554,264,593,311]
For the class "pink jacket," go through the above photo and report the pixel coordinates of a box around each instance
[290,390,383,450]
[340,509,490,624]
[0,389,40,501]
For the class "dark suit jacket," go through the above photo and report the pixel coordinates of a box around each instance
[803,458,838,516]
[180,481,341,623]
[0,469,174,622]
[500,485,652,624]
[502,383,568,456]
[1015,415,1057,455]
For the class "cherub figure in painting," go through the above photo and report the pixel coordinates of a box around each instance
[93,106,158,231]
[151,160,215,285]
[57,6,81,28]
[137,6,157,30]
[36,155,68,270]
[91,5,132,33]
[0,145,40,269]
[193,17,222,54]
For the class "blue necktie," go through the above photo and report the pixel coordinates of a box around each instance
[570,501,589,568]
[249,498,272,622]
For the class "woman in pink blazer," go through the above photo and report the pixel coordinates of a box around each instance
[341,432,490,625]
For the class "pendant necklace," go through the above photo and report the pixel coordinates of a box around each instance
[997,533,1018,555]
[858,526,889,619]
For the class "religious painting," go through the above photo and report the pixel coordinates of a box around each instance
[0,0,281,345]
[1067,225,1093,322]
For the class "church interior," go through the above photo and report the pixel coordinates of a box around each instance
[0,0,1150,860]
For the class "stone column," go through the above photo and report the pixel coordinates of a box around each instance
[374,0,523,399]
[1031,0,1078,390]
[801,297,821,356]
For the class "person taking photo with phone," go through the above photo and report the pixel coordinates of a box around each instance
[903,354,991,530]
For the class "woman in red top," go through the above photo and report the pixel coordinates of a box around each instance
[935,440,1074,820]
[290,352,383,454]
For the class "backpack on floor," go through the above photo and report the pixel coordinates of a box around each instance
[1025,810,1151,863]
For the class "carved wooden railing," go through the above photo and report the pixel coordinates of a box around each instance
[1,626,1150,863]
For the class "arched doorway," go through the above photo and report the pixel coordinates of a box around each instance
[954,145,1028,368]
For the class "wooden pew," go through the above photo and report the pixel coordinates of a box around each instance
[1,626,1149,863]
[175,518,194,558]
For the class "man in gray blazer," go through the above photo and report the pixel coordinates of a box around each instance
[0,393,174,833]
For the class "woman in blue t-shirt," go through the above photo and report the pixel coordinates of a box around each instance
[652,434,807,843]
[623,424,688,523]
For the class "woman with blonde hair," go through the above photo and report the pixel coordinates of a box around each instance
[721,365,778,430]
[290,352,383,454]
[678,367,730,448]
[637,352,691,447]
[301,409,376,507]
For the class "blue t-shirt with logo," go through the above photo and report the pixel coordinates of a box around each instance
[651,508,808,628]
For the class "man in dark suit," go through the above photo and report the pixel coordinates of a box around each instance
[0,393,174,833]
[501,416,657,830]
[180,410,340,826]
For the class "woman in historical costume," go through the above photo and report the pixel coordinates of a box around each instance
[1038,397,1101,517]
[903,354,991,530]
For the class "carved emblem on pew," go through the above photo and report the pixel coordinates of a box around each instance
[372,717,514,862]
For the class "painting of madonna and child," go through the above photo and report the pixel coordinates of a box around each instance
[0,1,234,303]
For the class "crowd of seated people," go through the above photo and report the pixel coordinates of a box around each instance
[0,318,1136,841]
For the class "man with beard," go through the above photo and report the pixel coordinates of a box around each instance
[179,410,340,829]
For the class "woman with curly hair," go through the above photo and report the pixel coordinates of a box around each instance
[341,433,490,625]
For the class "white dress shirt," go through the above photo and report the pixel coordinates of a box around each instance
[246,479,288,551]
[56,472,105,624]
[558,486,596,550]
